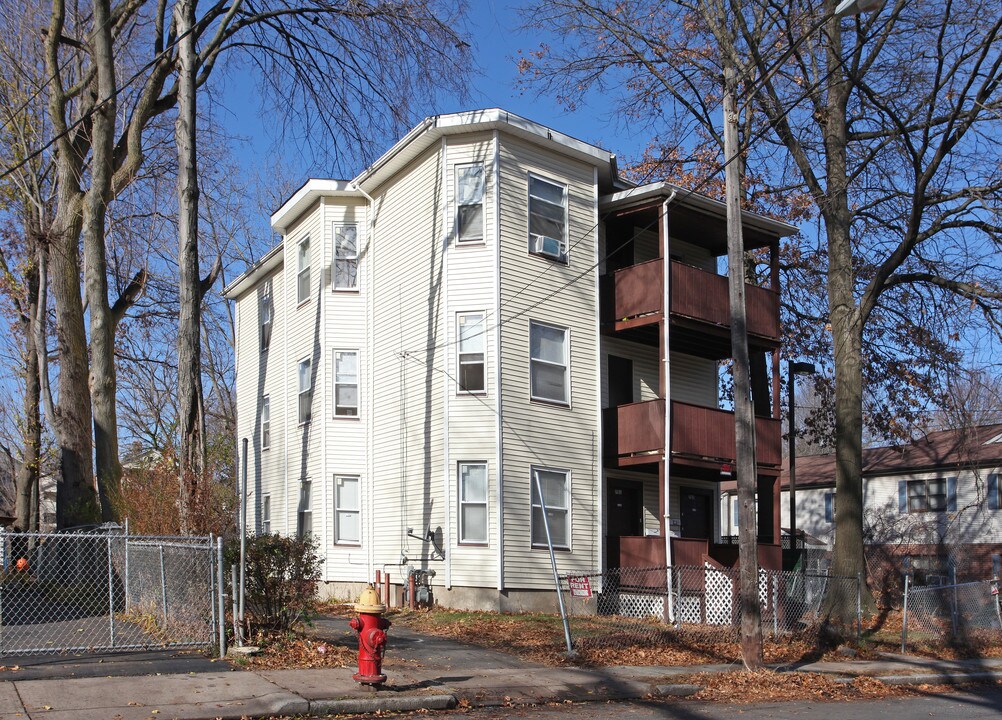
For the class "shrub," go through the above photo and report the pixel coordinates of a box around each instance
[233,533,322,632]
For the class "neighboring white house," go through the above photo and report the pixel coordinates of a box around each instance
[223,109,797,611]
[721,424,1002,583]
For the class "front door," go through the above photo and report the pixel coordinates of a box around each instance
[606,479,643,569]
[608,356,634,408]
[679,487,713,539]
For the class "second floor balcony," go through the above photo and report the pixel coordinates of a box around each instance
[602,259,780,346]
[603,399,782,469]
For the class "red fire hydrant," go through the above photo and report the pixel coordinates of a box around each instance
[349,585,391,686]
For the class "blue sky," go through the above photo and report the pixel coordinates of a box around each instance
[213,1,651,193]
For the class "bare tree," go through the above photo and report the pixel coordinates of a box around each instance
[14,0,471,527]
[521,0,1002,620]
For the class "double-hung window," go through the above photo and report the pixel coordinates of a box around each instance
[457,313,485,393]
[531,466,569,549]
[529,321,569,404]
[297,480,312,538]
[297,236,311,304]
[334,350,359,417]
[334,225,358,290]
[261,396,271,450]
[298,358,312,424]
[456,164,485,244]
[335,475,360,544]
[528,175,567,262]
[261,494,271,534]
[458,463,488,544]
[903,477,956,513]
[260,281,273,352]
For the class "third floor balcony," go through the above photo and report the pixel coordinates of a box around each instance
[601,259,781,348]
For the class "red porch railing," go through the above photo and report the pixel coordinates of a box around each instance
[606,260,780,340]
[604,399,782,467]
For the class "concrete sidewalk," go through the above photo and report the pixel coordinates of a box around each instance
[1,653,1000,719]
[2,621,1002,720]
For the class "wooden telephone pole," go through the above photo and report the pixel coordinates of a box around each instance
[723,61,764,670]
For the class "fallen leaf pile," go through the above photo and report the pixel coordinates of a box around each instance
[236,636,354,670]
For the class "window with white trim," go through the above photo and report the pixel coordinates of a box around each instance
[528,175,567,262]
[297,236,311,304]
[260,281,273,352]
[297,480,312,538]
[261,395,271,450]
[529,321,569,404]
[457,313,486,393]
[456,164,485,244]
[334,475,360,544]
[531,466,569,549]
[261,494,271,534]
[334,350,359,417]
[458,463,488,544]
[333,225,358,290]
[298,358,312,424]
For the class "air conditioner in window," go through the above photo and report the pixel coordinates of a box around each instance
[530,234,566,261]
[926,574,947,587]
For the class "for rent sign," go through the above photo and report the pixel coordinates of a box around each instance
[567,576,592,598]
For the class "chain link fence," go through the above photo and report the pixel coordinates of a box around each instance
[561,565,861,651]
[901,578,1002,651]
[0,529,219,655]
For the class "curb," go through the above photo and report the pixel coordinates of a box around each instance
[308,693,457,715]
[835,670,1002,687]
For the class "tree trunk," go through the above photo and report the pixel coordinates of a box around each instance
[85,0,121,522]
[175,0,206,535]
[822,6,874,621]
[45,0,99,529]
[14,264,41,533]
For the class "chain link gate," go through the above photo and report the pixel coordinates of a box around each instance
[902,578,1002,651]
[0,529,220,655]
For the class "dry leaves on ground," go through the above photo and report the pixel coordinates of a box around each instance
[235,636,354,670]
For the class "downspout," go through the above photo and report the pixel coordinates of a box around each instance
[283,235,290,535]
[351,181,377,582]
[319,197,328,582]
[592,166,603,578]
[493,130,504,592]
[661,190,677,622]
[439,136,452,590]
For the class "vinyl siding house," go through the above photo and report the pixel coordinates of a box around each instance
[223,109,797,610]
[721,424,1002,586]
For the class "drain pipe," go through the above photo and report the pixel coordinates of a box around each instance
[661,189,677,624]
[239,437,248,644]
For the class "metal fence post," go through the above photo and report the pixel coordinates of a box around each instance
[159,544,168,626]
[216,537,226,657]
[901,572,910,653]
[124,535,130,612]
[107,534,116,648]
[856,572,862,640]
[773,572,781,636]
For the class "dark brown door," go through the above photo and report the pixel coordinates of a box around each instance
[606,479,643,569]
[679,487,713,539]
[608,355,634,408]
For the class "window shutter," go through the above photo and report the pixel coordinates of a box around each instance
[824,493,834,523]
[947,476,957,512]
[898,480,907,513]
[988,474,999,511]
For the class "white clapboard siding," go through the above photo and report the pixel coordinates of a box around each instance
[235,263,287,535]
[671,237,716,271]
[281,205,325,537]
[443,134,499,587]
[497,132,601,589]
[323,197,370,582]
[370,145,449,579]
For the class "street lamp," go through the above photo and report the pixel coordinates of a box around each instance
[788,361,816,549]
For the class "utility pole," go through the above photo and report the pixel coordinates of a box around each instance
[723,60,763,670]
